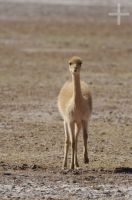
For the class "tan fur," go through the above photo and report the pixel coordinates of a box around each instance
[58,56,92,169]
[58,81,92,121]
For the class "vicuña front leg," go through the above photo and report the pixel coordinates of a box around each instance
[82,120,89,164]
[63,121,70,169]
[75,123,81,168]
[68,122,75,169]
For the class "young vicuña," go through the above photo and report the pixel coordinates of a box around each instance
[58,56,92,169]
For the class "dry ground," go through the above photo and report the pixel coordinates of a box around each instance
[0,2,132,200]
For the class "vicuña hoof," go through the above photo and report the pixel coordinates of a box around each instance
[84,157,89,164]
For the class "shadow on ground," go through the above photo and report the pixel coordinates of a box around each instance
[114,167,132,174]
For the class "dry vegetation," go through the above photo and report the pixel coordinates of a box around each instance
[0,2,132,200]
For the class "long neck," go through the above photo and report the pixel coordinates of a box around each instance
[72,73,82,105]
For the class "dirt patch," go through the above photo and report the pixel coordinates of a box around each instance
[0,2,132,200]
[0,168,132,200]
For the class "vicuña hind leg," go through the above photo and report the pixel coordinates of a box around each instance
[82,120,89,164]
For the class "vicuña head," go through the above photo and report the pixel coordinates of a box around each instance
[68,56,82,74]
[58,56,92,169]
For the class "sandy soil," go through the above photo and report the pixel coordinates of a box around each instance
[0,2,132,200]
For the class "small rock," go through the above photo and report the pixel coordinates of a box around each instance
[31,164,38,170]
[3,172,12,176]
[20,164,28,170]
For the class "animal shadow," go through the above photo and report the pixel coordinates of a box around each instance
[114,167,132,174]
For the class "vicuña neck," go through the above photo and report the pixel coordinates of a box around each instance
[72,73,82,105]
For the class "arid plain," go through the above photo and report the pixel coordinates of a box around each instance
[0,2,132,200]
